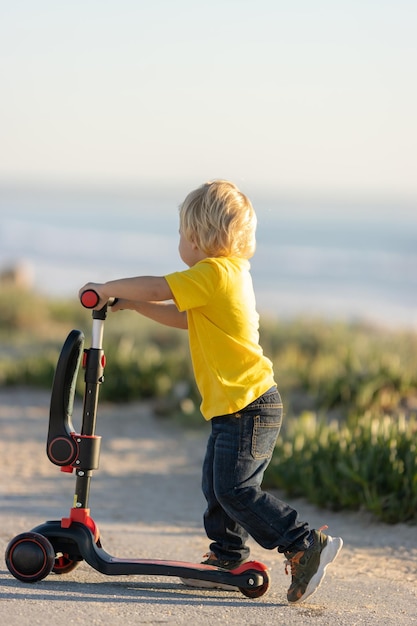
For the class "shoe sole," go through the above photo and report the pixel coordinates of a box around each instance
[179,577,239,591]
[290,535,343,604]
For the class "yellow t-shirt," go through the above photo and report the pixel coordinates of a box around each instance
[165,257,276,420]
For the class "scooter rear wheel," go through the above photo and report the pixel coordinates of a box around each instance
[5,532,55,583]
[239,568,270,598]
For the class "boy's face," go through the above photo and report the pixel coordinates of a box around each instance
[179,230,204,267]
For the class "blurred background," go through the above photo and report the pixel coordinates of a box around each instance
[0,0,416,328]
[1,1,416,524]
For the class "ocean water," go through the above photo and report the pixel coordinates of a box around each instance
[0,184,416,330]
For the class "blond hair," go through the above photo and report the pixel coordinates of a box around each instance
[179,180,257,259]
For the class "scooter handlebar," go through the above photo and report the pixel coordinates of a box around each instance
[80,289,100,309]
[80,290,117,310]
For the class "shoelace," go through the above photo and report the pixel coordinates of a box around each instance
[285,552,302,577]
[284,525,328,577]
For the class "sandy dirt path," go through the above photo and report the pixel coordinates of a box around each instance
[0,388,416,625]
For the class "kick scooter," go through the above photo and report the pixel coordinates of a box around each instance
[5,290,270,598]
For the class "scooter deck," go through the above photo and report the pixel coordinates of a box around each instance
[31,520,267,588]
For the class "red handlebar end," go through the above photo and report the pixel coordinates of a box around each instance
[80,290,100,309]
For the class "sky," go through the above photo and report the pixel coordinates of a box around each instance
[0,0,416,201]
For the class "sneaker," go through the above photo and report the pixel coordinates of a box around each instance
[180,551,246,590]
[284,527,343,604]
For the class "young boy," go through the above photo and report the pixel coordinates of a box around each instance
[79,180,342,603]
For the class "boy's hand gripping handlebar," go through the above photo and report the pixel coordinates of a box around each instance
[79,289,117,311]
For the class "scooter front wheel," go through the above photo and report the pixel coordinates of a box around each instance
[239,567,270,598]
[5,532,55,583]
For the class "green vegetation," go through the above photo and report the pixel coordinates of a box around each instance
[264,411,417,524]
[260,318,417,524]
[1,286,416,524]
[0,286,194,406]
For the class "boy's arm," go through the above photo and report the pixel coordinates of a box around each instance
[79,276,173,306]
[79,276,187,329]
[113,299,188,329]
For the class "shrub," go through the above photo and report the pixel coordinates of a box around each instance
[265,410,417,524]
[260,317,417,418]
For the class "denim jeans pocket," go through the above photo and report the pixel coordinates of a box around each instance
[251,413,282,460]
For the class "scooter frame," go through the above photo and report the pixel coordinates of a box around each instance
[5,290,270,598]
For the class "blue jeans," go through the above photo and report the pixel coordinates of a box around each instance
[202,387,310,561]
